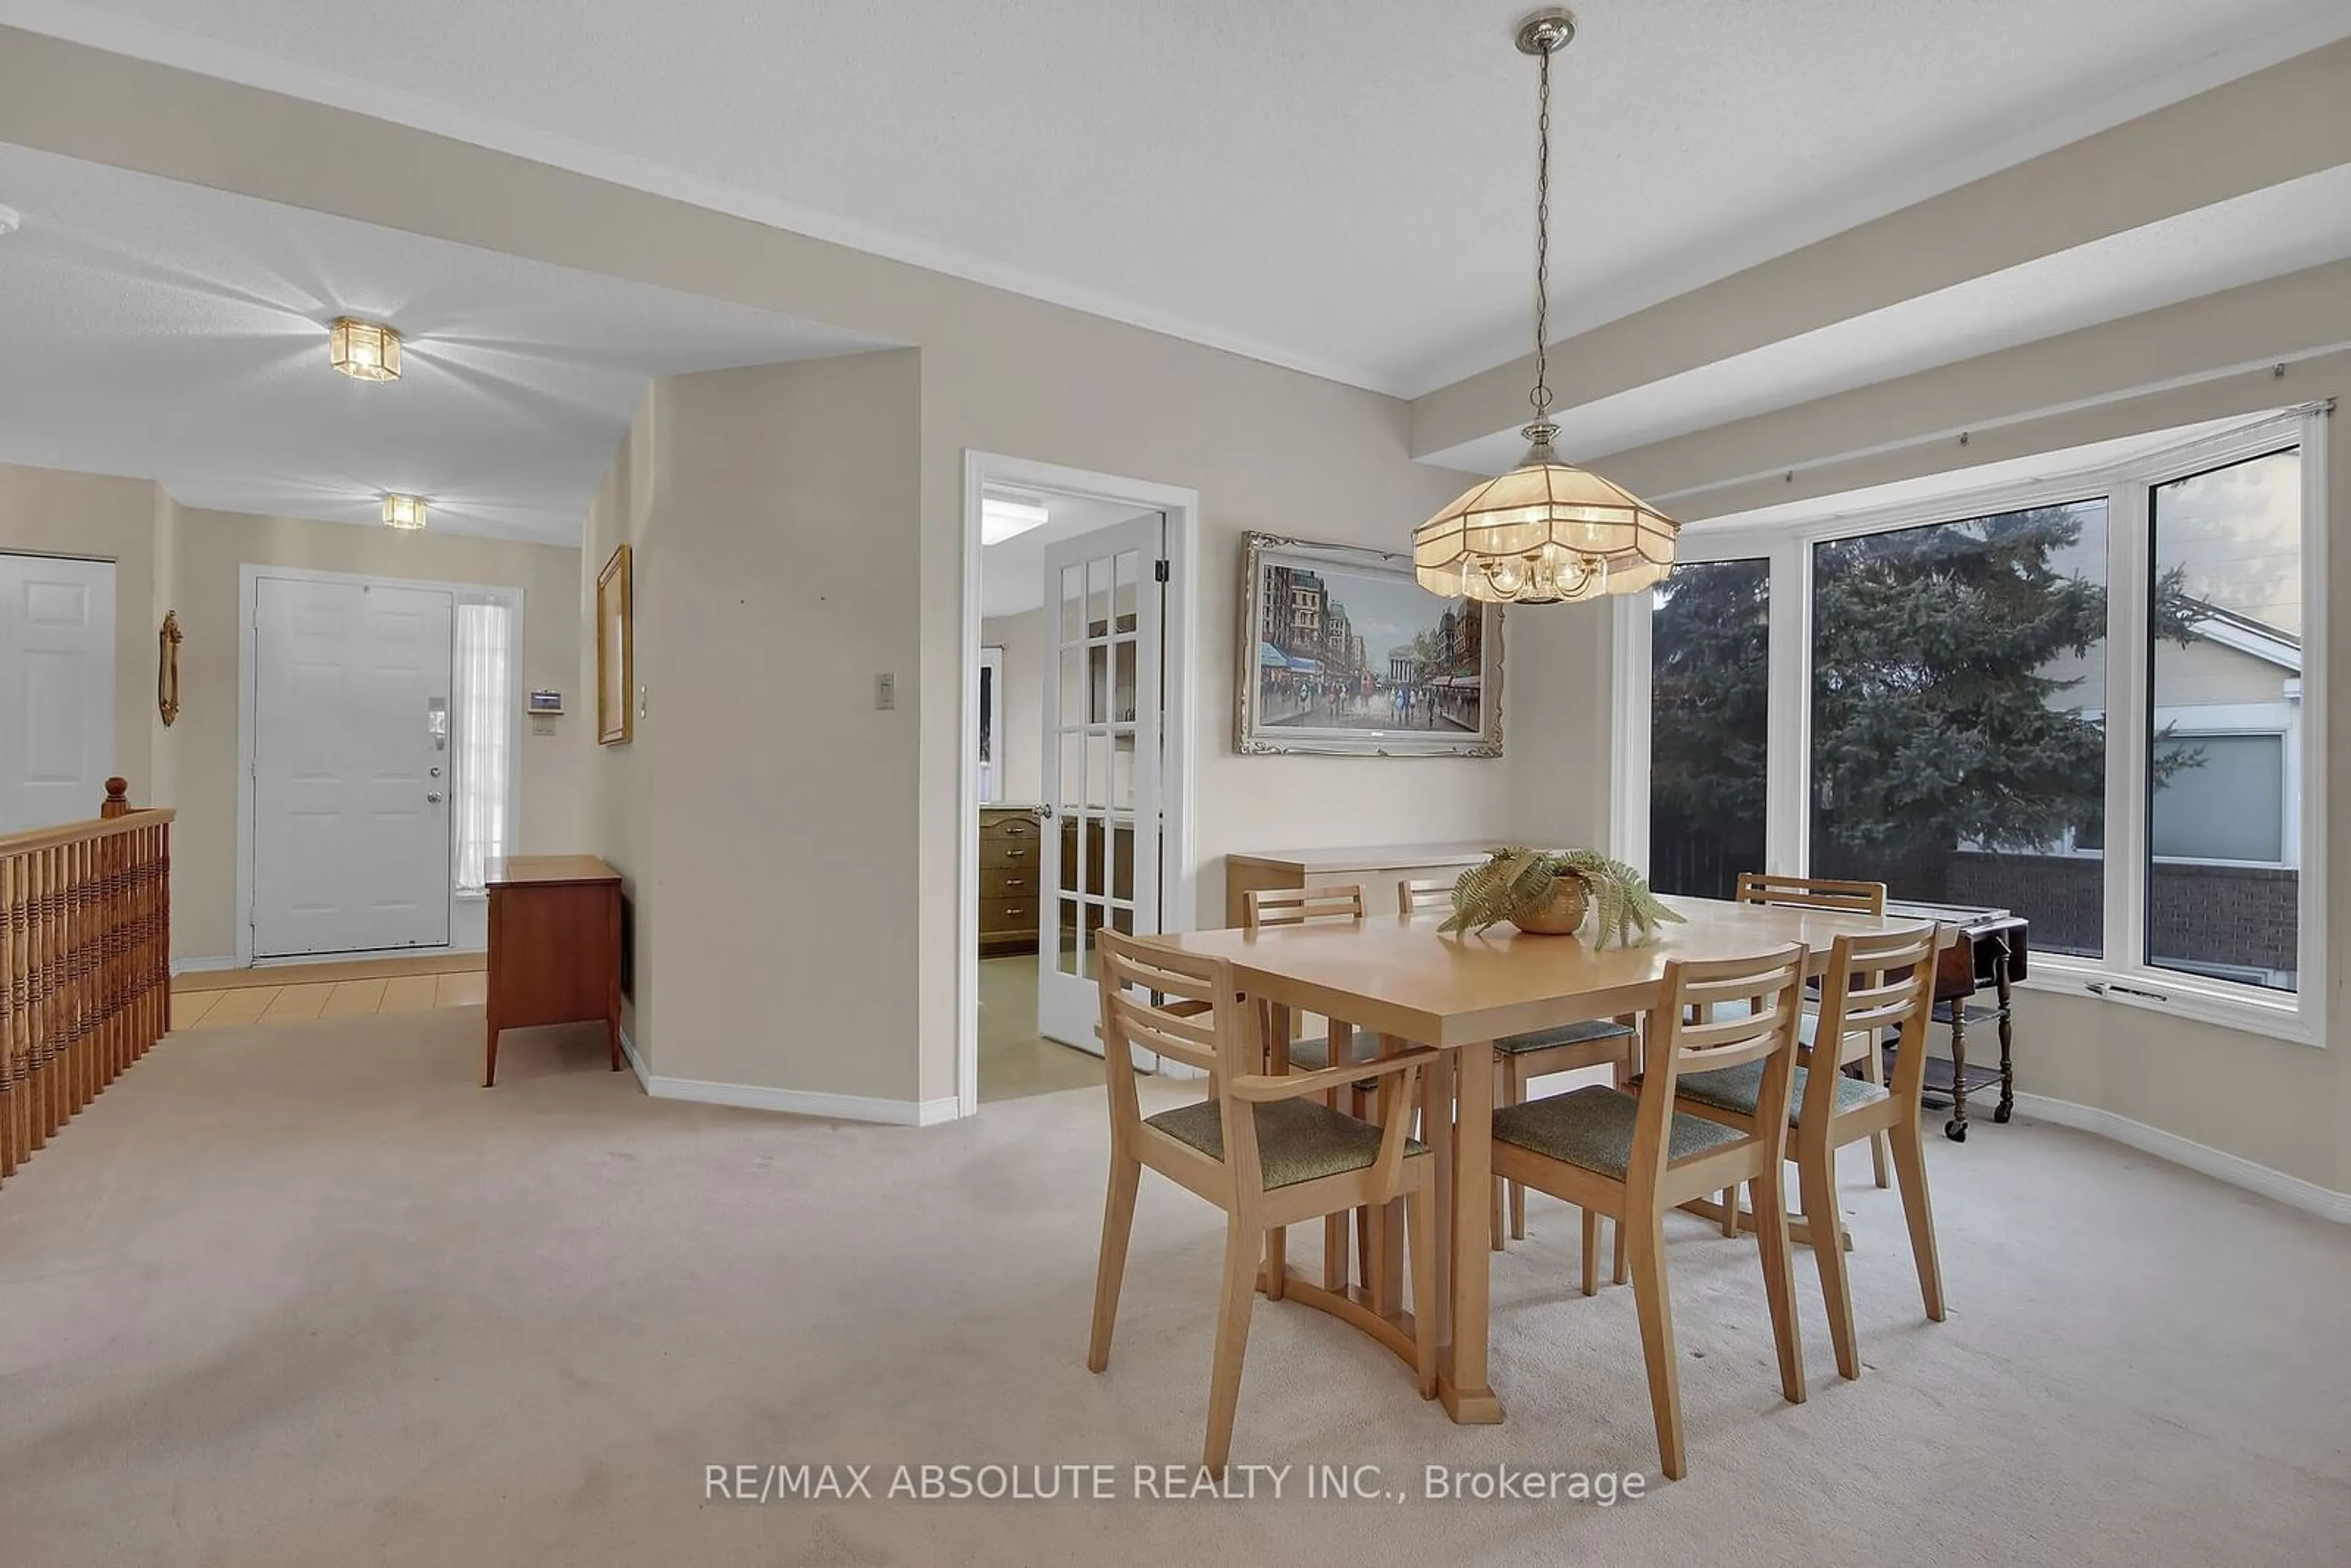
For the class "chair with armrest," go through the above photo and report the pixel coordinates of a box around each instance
[1087,929,1438,1471]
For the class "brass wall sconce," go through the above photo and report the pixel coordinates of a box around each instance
[158,610,182,726]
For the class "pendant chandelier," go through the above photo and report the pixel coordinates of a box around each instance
[1414,10,1676,606]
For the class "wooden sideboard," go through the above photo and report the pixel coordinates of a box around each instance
[980,807,1044,956]
[484,855,624,1087]
[1223,843,1496,928]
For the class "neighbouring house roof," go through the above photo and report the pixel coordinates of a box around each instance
[2186,599,2300,674]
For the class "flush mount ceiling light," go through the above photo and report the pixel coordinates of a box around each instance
[330,317,402,381]
[382,494,428,531]
[1413,10,1677,606]
[981,493,1051,545]
[0,205,20,239]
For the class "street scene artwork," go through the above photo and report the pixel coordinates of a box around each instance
[1235,533,1503,757]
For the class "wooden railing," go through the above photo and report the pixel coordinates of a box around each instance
[1,779,173,1189]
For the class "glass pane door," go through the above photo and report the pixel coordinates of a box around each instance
[1037,512,1164,1053]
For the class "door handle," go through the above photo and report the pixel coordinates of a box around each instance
[426,791,444,805]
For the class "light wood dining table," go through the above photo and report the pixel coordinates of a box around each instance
[1142,894,1947,1425]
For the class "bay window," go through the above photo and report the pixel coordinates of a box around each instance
[1614,407,2328,1043]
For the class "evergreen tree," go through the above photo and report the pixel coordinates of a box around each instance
[1650,504,2196,892]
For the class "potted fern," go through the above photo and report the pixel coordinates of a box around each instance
[1440,847,1685,948]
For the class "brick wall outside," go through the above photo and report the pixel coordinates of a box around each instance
[1661,833,2298,980]
[1944,852,2297,979]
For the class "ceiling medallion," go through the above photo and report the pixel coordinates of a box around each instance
[330,317,402,381]
[381,494,428,531]
[1412,9,1677,606]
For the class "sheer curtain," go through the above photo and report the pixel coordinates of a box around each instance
[452,599,515,895]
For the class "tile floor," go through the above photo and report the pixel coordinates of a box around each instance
[173,969,487,1030]
[977,953,1104,1101]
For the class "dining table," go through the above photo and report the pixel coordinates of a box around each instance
[1141,893,1949,1425]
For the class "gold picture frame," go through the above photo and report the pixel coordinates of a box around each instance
[596,544,634,745]
[1235,532,1503,757]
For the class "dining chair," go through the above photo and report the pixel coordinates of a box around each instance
[1673,923,1946,1381]
[1087,929,1438,1471]
[1241,884,1367,1076]
[1400,877,1640,1264]
[1490,943,1810,1480]
[1734,871,1886,915]
[1240,883,1383,1296]
[1734,869,1894,1198]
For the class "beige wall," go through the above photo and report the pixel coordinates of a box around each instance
[578,384,663,1057]
[601,353,926,1095]
[980,609,1044,805]
[0,462,160,806]
[1501,604,1616,852]
[2,460,587,961]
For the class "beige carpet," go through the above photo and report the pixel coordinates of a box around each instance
[1,1010,2347,1567]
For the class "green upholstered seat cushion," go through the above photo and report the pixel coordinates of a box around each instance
[1673,1060,1888,1125]
[1144,1097,1425,1190]
[1284,1035,1333,1070]
[1494,1018,1637,1057]
[1492,1085,1744,1178]
[1278,1036,1382,1090]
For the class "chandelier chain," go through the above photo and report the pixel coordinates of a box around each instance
[1530,40,1553,421]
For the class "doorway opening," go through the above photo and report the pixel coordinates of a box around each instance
[959,454,1198,1116]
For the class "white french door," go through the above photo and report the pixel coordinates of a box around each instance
[251,576,454,956]
[1037,513,1164,1054]
[0,554,115,833]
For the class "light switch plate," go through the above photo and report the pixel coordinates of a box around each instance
[876,673,896,711]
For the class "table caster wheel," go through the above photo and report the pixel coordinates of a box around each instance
[1993,1104,2012,1124]
[1945,1119,1968,1142]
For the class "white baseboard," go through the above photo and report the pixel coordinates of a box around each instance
[171,955,243,975]
[2012,1092,2351,1224]
[617,1027,956,1126]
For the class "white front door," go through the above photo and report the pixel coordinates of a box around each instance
[0,554,115,833]
[252,576,454,956]
[1038,513,1164,1054]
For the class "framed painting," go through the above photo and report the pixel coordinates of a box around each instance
[977,643,1006,803]
[596,543,634,746]
[1235,532,1502,757]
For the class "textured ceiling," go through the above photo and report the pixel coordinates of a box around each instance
[0,141,885,542]
[6,0,2345,397]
